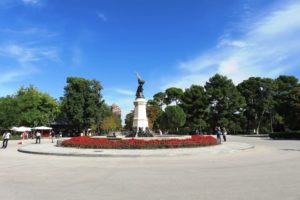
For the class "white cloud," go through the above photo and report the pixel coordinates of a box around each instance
[251,3,300,37]
[0,43,59,96]
[0,66,37,97]
[0,44,59,64]
[0,27,58,98]
[179,53,220,73]
[0,0,41,8]
[22,0,39,5]
[96,11,107,22]
[0,67,36,84]
[218,39,247,48]
[115,88,135,96]
[165,1,300,88]
[0,27,59,38]
[161,73,215,91]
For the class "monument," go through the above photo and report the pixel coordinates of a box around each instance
[132,72,149,134]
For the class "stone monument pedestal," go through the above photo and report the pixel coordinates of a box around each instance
[133,98,148,133]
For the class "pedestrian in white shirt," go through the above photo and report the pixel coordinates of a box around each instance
[2,131,11,149]
[222,127,227,142]
[35,131,41,144]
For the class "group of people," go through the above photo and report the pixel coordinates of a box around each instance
[33,130,56,143]
[20,131,42,144]
[1,130,57,149]
[215,127,227,143]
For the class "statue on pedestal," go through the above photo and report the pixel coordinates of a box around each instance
[135,72,145,99]
[130,72,149,137]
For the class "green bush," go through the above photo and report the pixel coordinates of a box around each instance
[106,136,122,140]
[269,131,300,140]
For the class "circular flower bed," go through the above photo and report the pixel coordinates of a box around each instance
[61,135,217,149]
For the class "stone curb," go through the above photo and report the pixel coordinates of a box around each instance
[18,142,255,157]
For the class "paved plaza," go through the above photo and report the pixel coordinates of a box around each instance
[1,136,300,200]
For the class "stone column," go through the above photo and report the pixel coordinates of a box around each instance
[132,98,148,133]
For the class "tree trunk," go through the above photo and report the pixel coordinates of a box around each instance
[257,109,266,135]
[269,111,273,133]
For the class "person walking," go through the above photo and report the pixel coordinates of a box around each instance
[215,127,221,144]
[20,131,27,145]
[50,130,55,143]
[35,131,41,144]
[222,127,227,142]
[2,131,11,149]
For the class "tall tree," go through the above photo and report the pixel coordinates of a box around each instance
[285,86,300,130]
[125,111,134,130]
[181,85,208,132]
[205,74,245,132]
[0,86,58,128]
[164,87,183,105]
[275,75,300,130]
[61,77,103,133]
[153,92,165,108]
[16,86,59,126]
[163,105,186,132]
[237,77,276,134]
[147,102,162,129]
[0,96,21,129]
[124,111,134,130]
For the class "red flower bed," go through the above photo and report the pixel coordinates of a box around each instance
[61,135,217,149]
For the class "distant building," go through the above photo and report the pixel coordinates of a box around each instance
[111,103,121,117]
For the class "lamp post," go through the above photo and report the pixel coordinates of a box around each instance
[257,86,265,135]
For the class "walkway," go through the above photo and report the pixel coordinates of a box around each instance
[1,136,300,200]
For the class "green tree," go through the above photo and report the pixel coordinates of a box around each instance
[275,75,300,130]
[237,77,277,134]
[88,103,115,132]
[99,103,114,122]
[163,105,186,132]
[100,115,121,133]
[0,86,58,129]
[0,96,20,129]
[164,87,183,105]
[16,86,59,126]
[124,111,134,130]
[205,74,245,133]
[147,102,162,129]
[60,77,103,133]
[181,85,208,132]
[153,92,165,108]
[286,86,300,130]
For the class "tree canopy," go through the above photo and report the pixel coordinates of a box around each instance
[161,105,186,131]
[205,74,245,131]
[0,85,58,129]
[100,115,122,133]
[164,87,184,105]
[181,85,208,131]
[237,77,277,134]
[60,77,103,132]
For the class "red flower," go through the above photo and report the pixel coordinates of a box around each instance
[62,135,217,149]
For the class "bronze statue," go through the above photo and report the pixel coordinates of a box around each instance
[135,72,145,99]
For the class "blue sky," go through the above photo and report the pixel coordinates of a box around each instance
[1,0,300,121]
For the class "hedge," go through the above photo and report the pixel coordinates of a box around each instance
[269,131,300,140]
